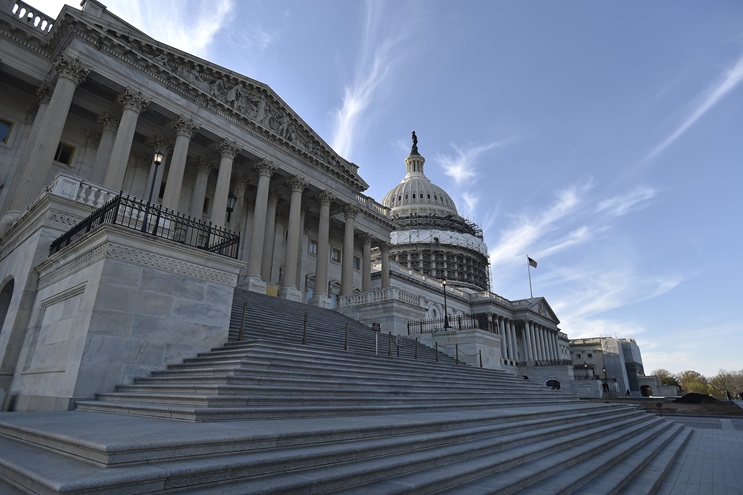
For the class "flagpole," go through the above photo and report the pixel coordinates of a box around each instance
[527,255,533,298]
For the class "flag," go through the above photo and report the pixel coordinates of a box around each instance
[527,256,537,268]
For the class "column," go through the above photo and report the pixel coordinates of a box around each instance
[380,242,391,288]
[498,317,507,361]
[539,326,547,361]
[91,111,119,184]
[231,173,249,232]
[102,87,149,191]
[144,136,171,205]
[188,156,213,218]
[210,139,241,227]
[296,206,308,288]
[279,176,308,301]
[245,159,277,291]
[260,189,280,281]
[509,320,518,361]
[161,115,200,212]
[341,204,358,296]
[361,233,373,292]
[523,321,534,363]
[3,56,89,214]
[501,317,511,360]
[311,191,334,306]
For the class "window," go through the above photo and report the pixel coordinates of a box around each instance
[0,119,12,144]
[53,142,75,165]
[576,353,581,358]
[308,239,318,255]
[331,248,342,264]
[353,256,360,270]
[587,353,593,358]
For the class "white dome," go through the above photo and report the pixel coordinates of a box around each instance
[381,151,458,216]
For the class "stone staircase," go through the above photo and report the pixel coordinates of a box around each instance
[0,289,692,494]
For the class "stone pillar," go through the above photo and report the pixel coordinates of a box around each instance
[539,326,548,361]
[509,320,518,362]
[144,136,171,206]
[210,139,241,228]
[341,205,358,296]
[260,189,280,281]
[188,156,213,219]
[91,111,119,184]
[103,88,149,191]
[296,206,308,289]
[380,242,391,288]
[502,318,511,361]
[523,321,533,363]
[279,176,308,301]
[361,233,373,292]
[245,160,277,291]
[231,173,249,232]
[161,115,200,212]
[311,191,334,307]
[3,56,89,214]
[498,317,507,361]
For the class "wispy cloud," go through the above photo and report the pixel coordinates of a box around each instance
[642,52,743,163]
[488,181,593,267]
[331,1,409,158]
[35,0,235,58]
[437,139,511,185]
[596,186,657,217]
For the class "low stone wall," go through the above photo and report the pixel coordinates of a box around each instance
[8,223,243,411]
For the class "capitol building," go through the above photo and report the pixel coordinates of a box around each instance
[0,0,614,413]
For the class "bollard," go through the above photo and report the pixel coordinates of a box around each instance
[238,300,247,341]
[302,312,308,345]
[344,323,349,351]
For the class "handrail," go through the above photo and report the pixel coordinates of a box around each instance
[48,194,240,259]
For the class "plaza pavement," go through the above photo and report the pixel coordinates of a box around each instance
[655,401,743,495]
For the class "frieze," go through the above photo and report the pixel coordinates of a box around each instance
[37,244,107,290]
[46,13,366,190]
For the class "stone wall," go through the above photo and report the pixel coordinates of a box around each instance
[7,223,242,411]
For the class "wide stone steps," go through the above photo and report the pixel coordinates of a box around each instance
[0,405,659,495]
[76,337,576,420]
[229,289,448,362]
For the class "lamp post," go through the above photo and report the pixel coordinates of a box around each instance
[442,279,450,329]
[141,150,164,233]
[226,192,237,223]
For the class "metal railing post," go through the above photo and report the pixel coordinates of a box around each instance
[302,312,308,345]
[435,342,439,363]
[415,338,418,360]
[344,323,349,351]
[238,300,247,341]
[456,344,459,365]
[388,332,392,357]
[479,349,483,368]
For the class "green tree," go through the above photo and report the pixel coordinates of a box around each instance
[708,370,743,400]
[675,370,709,394]
[651,368,679,386]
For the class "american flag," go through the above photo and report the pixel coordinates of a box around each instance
[527,256,537,268]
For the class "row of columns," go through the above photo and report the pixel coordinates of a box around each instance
[495,315,561,364]
[2,53,392,303]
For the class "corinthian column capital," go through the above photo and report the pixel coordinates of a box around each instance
[173,115,201,138]
[317,190,336,207]
[287,176,308,193]
[117,87,150,114]
[254,158,277,177]
[53,54,90,86]
[217,138,241,159]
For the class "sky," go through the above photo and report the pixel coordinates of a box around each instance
[34,0,743,378]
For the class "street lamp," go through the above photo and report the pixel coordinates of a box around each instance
[141,150,164,233]
[226,192,237,222]
[442,279,450,329]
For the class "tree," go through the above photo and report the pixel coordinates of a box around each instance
[651,369,679,386]
[675,370,709,395]
[708,370,743,400]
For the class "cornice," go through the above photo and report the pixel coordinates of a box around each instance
[43,11,367,192]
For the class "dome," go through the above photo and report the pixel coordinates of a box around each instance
[381,132,458,217]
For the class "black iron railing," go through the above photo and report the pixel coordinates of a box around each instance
[49,194,240,258]
[407,313,495,334]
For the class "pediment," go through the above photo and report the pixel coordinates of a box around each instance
[52,7,368,191]
[529,297,560,324]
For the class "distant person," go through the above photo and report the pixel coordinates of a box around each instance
[626,389,631,397]
[727,391,732,400]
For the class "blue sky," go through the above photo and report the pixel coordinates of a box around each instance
[36,0,743,377]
